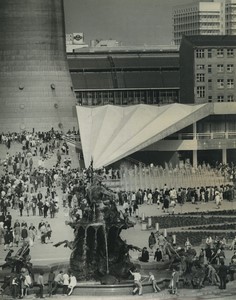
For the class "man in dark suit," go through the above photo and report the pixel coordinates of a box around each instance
[218,261,228,289]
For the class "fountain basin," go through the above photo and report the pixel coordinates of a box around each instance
[0,260,172,296]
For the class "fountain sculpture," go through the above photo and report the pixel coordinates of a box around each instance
[54,168,140,282]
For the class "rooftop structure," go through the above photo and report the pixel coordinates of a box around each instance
[173,0,236,45]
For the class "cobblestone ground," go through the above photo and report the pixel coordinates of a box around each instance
[0,143,236,299]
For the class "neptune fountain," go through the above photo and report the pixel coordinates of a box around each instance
[54,168,140,282]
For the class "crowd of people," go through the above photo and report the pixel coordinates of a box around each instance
[0,129,236,298]
[134,230,236,294]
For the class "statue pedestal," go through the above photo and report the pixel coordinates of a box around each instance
[141,222,147,230]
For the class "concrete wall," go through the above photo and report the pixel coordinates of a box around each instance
[0,0,78,132]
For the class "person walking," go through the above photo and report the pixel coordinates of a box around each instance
[37,271,44,298]
[28,223,37,247]
[48,269,55,297]
[129,269,143,296]
[21,225,28,243]
[19,200,24,217]
[169,268,179,295]
[13,220,21,247]
[3,227,13,251]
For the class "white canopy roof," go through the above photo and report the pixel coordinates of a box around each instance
[76,103,213,168]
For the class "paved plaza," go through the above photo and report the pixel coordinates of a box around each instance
[0,142,236,300]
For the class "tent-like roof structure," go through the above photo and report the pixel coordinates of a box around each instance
[76,104,213,168]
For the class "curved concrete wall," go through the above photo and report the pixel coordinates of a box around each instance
[0,0,77,132]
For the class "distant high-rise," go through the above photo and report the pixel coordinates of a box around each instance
[173,0,236,45]
[0,0,77,132]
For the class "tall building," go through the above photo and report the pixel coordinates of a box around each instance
[226,0,236,34]
[173,0,236,45]
[180,35,236,103]
[0,0,77,132]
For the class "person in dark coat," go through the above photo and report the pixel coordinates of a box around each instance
[163,195,169,213]
[4,227,13,251]
[154,248,163,262]
[148,232,156,251]
[139,247,149,262]
[218,261,228,289]
[205,245,212,263]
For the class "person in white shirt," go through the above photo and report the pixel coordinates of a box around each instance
[129,269,143,295]
[67,273,77,296]
[62,271,69,295]
[206,236,213,248]
[148,272,161,293]
[185,238,192,251]
[215,191,221,209]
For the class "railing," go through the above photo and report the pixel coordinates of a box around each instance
[125,156,147,167]
[166,132,236,140]
[63,134,82,148]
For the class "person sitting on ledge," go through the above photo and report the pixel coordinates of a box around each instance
[139,247,149,262]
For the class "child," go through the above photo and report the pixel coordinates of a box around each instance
[148,272,161,293]
[169,268,179,295]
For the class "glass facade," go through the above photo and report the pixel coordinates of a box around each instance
[75,89,179,106]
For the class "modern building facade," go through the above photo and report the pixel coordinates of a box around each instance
[173,0,236,45]
[67,37,236,167]
[180,35,236,104]
[164,35,236,166]
[68,46,180,106]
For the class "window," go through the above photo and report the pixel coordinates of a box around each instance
[208,65,212,73]
[227,64,234,72]
[208,49,212,58]
[227,79,234,88]
[217,64,224,72]
[196,49,205,58]
[196,73,205,82]
[196,86,205,98]
[217,49,224,57]
[227,95,234,102]
[217,95,224,102]
[196,64,205,70]
[208,95,212,102]
[217,79,224,89]
[208,79,212,90]
[227,49,234,57]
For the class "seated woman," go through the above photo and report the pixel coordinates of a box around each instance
[139,247,149,262]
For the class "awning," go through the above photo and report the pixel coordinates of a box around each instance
[76,103,213,168]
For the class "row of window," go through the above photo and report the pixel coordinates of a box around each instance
[197,64,234,73]
[196,75,234,88]
[75,90,179,106]
[196,86,235,101]
[209,95,235,102]
[196,48,234,58]
[216,79,234,89]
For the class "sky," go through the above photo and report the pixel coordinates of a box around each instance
[64,0,193,46]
